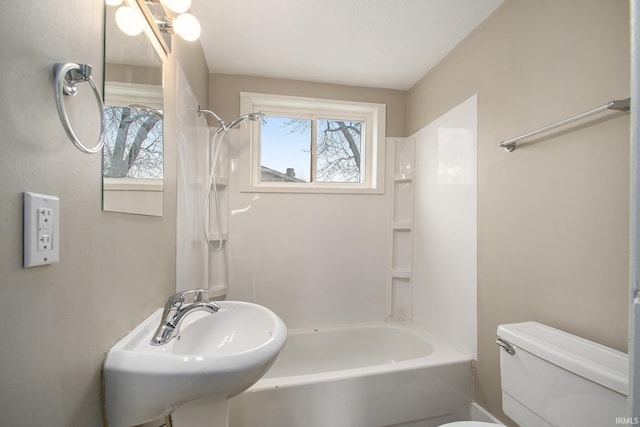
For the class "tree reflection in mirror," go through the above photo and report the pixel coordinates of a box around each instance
[103,106,163,179]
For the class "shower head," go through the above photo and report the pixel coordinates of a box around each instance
[224,112,265,132]
[199,106,264,134]
[129,104,164,119]
[246,112,265,121]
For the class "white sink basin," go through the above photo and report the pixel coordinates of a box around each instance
[104,301,287,427]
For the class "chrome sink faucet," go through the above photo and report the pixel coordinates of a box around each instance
[150,289,220,346]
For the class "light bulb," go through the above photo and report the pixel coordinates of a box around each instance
[161,0,191,14]
[105,0,123,6]
[115,6,144,36]
[173,13,201,41]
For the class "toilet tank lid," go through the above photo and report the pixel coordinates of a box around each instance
[497,322,628,396]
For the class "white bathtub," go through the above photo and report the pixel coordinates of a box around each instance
[228,322,472,427]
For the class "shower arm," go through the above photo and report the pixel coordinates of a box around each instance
[197,106,228,132]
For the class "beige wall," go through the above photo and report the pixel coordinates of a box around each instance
[209,73,407,137]
[408,0,630,424]
[0,1,208,426]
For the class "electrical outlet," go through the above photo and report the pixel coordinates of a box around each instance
[24,192,59,267]
[37,208,53,250]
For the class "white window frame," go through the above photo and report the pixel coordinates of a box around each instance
[240,92,386,194]
[104,81,163,110]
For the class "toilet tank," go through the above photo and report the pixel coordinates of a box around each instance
[497,322,628,427]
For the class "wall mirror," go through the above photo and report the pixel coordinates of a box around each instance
[103,0,166,216]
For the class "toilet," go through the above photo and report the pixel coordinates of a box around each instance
[440,321,628,427]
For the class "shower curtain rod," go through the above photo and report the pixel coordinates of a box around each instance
[498,97,631,152]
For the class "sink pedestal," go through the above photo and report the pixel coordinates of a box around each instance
[171,398,229,427]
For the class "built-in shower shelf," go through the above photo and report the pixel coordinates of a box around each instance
[211,177,228,189]
[392,222,413,231]
[387,137,415,322]
[390,269,411,279]
[207,232,228,243]
[393,172,413,183]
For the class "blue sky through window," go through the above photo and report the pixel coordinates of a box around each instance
[260,116,311,182]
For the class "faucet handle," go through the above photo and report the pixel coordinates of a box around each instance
[169,289,210,306]
[193,289,209,302]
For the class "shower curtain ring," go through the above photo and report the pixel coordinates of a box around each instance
[53,62,105,154]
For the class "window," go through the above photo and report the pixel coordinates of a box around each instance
[240,93,386,194]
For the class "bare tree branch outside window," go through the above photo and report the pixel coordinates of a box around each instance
[280,118,363,183]
[317,119,362,183]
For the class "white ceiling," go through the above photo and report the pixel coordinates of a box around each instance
[190,0,503,91]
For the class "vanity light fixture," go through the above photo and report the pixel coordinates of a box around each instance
[156,12,201,41]
[160,0,191,14]
[115,5,145,36]
[112,0,201,42]
[147,0,201,41]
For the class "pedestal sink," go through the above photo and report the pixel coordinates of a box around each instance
[103,301,287,427]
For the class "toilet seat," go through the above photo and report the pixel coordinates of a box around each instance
[438,422,502,427]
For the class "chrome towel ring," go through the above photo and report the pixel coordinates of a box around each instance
[53,62,105,154]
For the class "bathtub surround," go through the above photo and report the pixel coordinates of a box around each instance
[176,66,233,298]
[216,76,407,329]
[412,95,478,359]
[210,76,409,328]
[407,0,630,422]
[385,93,479,360]
[176,64,209,294]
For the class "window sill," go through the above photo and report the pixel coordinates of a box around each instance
[240,185,384,195]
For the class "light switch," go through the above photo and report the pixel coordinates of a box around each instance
[24,192,59,267]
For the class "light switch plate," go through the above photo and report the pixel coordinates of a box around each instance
[24,192,59,267]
